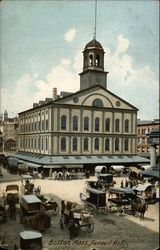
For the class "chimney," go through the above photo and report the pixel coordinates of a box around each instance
[52,88,57,100]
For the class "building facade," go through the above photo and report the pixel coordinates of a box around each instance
[18,39,138,157]
[0,111,19,152]
[137,119,160,155]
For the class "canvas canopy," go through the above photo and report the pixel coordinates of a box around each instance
[95,166,107,173]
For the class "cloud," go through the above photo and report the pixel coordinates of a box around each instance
[1,34,158,120]
[60,58,71,65]
[104,35,158,119]
[64,28,76,42]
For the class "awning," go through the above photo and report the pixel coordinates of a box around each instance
[141,165,160,179]
[11,151,150,166]
[43,165,83,169]
[43,165,62,169]
[27,162,42,169]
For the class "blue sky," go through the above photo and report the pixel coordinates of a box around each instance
[0,0,159,119]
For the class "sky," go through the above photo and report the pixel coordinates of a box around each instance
[0,0,159,120]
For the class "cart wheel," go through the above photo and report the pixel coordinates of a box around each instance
[60,218,64,230]
[117,207,124,215]
[87,223,94,233]
[52,205,59,215]
[89,207,98,216]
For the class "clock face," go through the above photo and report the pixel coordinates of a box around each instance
[116,101,121,107]
[73,96,78,103]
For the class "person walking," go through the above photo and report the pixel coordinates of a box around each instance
[121,180,124,188]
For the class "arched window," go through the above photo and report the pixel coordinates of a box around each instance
[61,137,66,151]
[73,116,78,131]
[41,137,43,151]
[84,116,89,131]
[38,137,40,150]
[84,138,88,151]
[115,138,119,151]
[61,115,66,129]
[125,119,129,133]
[89,54,93,66]
[124,138,128,151]
[35,138,37,150]
[96,54,100,66]
[31,138,33,149]
[95,117,100,131]
[115,119,120,132]
[92,99,103,107]
[73,137,77,151]
[105,118,110,132]
[95,138,99,150]
[105,138,110,151]
[46,137,48,151]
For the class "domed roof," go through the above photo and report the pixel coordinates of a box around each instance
[84,39,103,50]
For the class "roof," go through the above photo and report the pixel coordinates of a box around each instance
[108,187,135,195]
[21,174,33,180]
[99,173,113,177]
[86,187,105,194]
[95,165,107,173]
[135,183,152,192]
[84,39,103,50]
[20,231,42,240]
[11,152,150,166]
[18,84,138,115]
[22,195,41,204]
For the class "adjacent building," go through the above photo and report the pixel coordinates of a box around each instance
[0,111,19,152]
[137,119,160,157]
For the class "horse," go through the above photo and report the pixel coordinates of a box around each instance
[131,201,148,220]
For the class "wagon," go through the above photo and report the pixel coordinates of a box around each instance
[81,187,107,215]
[20,195,51,232]
[38,195,59,215]
[60,200,94,236]
[5,184,19,205]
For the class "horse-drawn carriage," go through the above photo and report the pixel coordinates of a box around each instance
[21,175,35,195]
[107,187,148,218]
[38,195,59,215]
[60,200,94,238]
[5,184,19,205]
[20,195,51,232]
[80,187,108,215]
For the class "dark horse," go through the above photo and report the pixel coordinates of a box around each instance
[131,201,148,220]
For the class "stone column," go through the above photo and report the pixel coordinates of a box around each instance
[150,145,156,167]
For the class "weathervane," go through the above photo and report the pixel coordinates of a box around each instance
[93,0,97,39]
